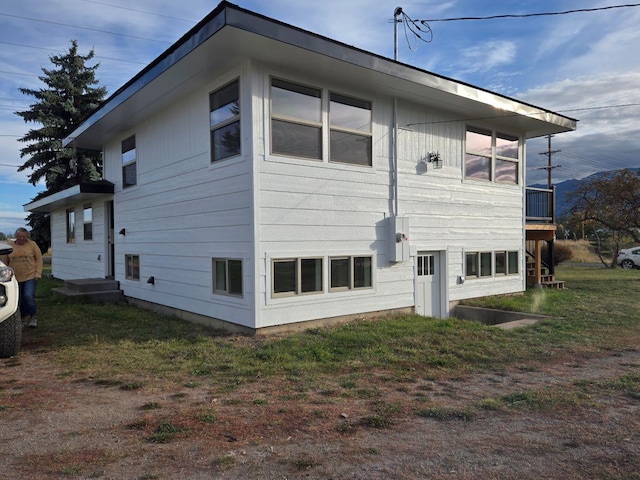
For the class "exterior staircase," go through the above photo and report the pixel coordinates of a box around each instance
[526,261,565,289]
[52,278,125,303]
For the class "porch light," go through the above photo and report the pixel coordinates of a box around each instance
[147,276,155,285]
[119,228,126,235]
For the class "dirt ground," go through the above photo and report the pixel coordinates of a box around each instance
[1,345,639,480]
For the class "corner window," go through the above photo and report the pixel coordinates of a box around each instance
[210,80,240,162]
[66,208,75,244]
[83,204,93,241]
[330,256,372,291]
[272,257,323,297]
[271,79,322,159]
[125,254,139,280]
[329,93,372,166]
[122,135,136,188]
[465,127,520,184]
[213,258,243,296]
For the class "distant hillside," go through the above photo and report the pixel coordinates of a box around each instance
[530,168,640,218]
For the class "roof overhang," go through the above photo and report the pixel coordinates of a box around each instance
[63,1,577,150]
[24,181,114,213]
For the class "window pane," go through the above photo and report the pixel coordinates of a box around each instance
[466,128,492,156]
[300,258,322,293]
[272,79,321,122]
[495,159,518,184]
[353,256,372,288]
[126,255,139,280]
[496,133,519,159]
[465,154,491,180]
[212,121,240,161]
[214,260,227,291]
[466,253,478,277]
[330,94,371,131]
[122,136,136,163]
[417,256,424,276]
[480,252,492,277]
[272,119,322,159]
[123,162,137,187]
[495,251,506,275]
[330,131,372,166]
[83,223,92,241]
[228,260,243,295]
[210,81,239,125]
[429,255,435,276]
[330,257,350,289]
[508,251,519,274]
[274,260,296,294]
[83,205,92,240]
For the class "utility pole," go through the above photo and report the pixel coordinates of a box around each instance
[538,134,561,188]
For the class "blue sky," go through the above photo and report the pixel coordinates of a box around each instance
[1,0,639,235]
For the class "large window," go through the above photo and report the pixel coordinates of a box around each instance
[329,93,372,166]
[213,258,243,296]
[122,135,136,188]
[466,250,519,278]
[465,127,520,184]
[272,257,323,297]
[66,208,75,244]
[83,204,92,241]
[125,254,139,280]
[210,80,240,162]
[271,79,322,159]
[330,256,372,291]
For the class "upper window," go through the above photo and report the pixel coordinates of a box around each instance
[83,204,92,241]
[271,79,322,159]
[465,127,520,184]
[66,208,75,244]
[213,258,243,296]
[329,93,372,166]
[210,80,240,162]
[122,135,136,188]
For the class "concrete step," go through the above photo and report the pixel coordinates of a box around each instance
[62,278,120,293]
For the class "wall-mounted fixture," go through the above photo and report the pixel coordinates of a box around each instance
[97,254,101,261]
[427,151,443,169]
[147,276,155,285]
[118,228,126,236]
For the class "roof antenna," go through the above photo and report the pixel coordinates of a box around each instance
[393,6,433,61]
[394,7,403,61]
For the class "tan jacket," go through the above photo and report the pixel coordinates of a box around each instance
[4,239,43,282]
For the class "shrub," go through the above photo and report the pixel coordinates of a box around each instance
[542,243,573,266]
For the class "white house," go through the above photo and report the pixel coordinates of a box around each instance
[26,1,577,333]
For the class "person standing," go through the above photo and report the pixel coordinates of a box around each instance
[5,228,43,328]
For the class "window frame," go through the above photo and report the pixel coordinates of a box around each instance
[125,254,140,281]
[66,208,75,244]
[212,258,243,297]
[210,79,241,163]
[465,126,521,184]
[122,135,137,188]
[329,92,372,166]
[272,256,324,298]
[466,250,520,279]
[83,204,93,241]
[329,255,373,292]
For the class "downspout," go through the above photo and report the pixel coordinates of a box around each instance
[392,6,402,217]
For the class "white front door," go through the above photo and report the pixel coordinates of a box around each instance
[415,251,441,318]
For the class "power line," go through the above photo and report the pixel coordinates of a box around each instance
[421,3,640,22]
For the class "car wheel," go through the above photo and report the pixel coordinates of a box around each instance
[621,259,635,270]
[0,309,22,358]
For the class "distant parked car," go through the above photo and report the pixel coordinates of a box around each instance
[617,247,640,269]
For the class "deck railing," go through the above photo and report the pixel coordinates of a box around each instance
[526,186,555,224]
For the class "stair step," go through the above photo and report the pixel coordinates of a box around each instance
[63,278,120,293]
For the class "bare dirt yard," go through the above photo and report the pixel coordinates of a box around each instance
[2,343,639,480]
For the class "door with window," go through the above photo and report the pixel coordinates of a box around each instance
[415,251,442,318]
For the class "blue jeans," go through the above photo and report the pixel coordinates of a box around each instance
[18,279,37,318]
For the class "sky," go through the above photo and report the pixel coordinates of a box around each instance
[1,0,639,235]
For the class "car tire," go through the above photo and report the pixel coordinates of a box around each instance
[620,259,635,270]
[0,309,22,358]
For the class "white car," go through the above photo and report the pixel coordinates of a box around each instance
[617,247,640,270]
[0,243,21,357]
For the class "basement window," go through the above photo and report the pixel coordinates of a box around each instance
[272,257,323,297]
[125,254,139,280]
[213,258,243,296]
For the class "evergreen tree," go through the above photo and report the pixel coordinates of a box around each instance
[15,40,107,249]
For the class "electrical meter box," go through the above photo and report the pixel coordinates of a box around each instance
[388,216,409,263]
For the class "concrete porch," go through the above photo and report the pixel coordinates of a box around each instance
[53,278,125,303]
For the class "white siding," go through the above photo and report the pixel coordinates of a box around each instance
[50,200,108,280]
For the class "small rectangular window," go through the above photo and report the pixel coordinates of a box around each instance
[66,209,75,244]
[125,254,139,280]
[495,251,506,275]
[465,252,478,278]
[83,204,93,241]
[122,135,137,188]
[330,93,372,166]
[210,80,240,162]
[213,258,243,296]
[272,257,323,297]
[330,255,373,291]
[508,251,519,275]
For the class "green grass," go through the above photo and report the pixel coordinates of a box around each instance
[23,267,640,393]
